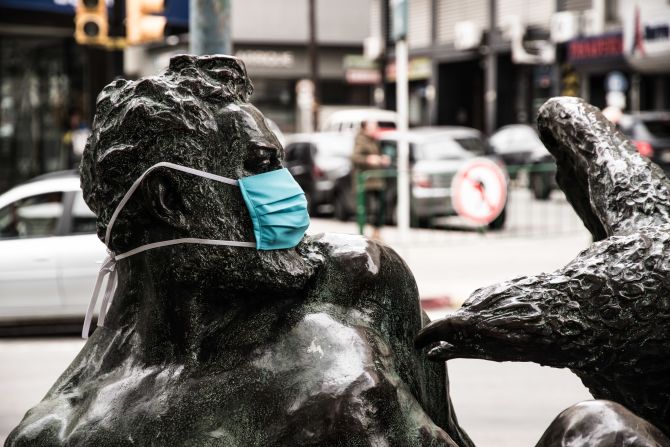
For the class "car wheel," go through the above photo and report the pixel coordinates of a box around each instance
[487,206,506,231]
[530,171,552,201]
[410,212,431,228]
[334,189,352,222]
[305,191,318,216]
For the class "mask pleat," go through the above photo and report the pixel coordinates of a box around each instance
[238,168,310,250]
[255,194,307,215]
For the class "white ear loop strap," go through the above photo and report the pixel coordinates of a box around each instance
[82,162,255,339]
[104,161,239,246]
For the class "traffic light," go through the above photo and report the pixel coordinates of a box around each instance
[75,0,109,46]
[126,0,167,45]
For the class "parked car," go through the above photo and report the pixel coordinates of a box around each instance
[488,124,558,200]
[414,126,495,157]
[619,112,670,174]
[321,108,398,133]
[489,124,548,166]
[526,152,558,200]
[335,129,508,229]
[0,171,105,326]
[284,132,355,215]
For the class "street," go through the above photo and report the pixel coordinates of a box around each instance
[0,190,595,446]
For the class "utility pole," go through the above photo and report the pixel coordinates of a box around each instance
[393,0,409,243]
[308,0,319,130]
[109,0,124,78]
[190,0,232,55]
[484,0,497,135]
[377,0,389,109]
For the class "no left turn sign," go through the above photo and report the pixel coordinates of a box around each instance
[451,158,508,225]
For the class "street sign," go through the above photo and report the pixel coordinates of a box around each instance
[451,158,507,225]
[605,71,628,92]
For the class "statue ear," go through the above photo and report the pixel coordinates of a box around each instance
[141,172,187,229]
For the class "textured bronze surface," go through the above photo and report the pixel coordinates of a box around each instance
[416,97,670,440]
[5,55,471,447]
[536,401,670,447]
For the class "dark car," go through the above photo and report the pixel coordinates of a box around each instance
[619,112,670,174]
[488,124,558,200]
[284,132,354,215]
[415,126,494,157]
[489,124,548,167]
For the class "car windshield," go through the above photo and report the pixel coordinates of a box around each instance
[416,138,471,160]
[492,126,543,150]
[643,119,670,138]
[315,137,353,157]
[454,136,488,155]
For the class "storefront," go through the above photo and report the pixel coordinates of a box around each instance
[0,0,188,192]
[566,11,670,114]
[0,1,87,192]
[131,42,372,133]
[385,56,434,127]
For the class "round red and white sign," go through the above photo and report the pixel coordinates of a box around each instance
[451,158,507,225]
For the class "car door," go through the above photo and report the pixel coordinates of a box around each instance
[0,191,65,320]
[285,142,316,207]
[57,190,107,315]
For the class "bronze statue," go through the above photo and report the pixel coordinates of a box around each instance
[9,54,670,446]
[5,55,471,447]
[416,97,670,443]
[536,400,669,446]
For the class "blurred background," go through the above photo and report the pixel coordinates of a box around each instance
[0,0,669,445]
[1,0,669,189]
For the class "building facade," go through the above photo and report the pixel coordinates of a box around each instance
[0,0,375,191]
[0,0,189,192]
[125,0,375,133]
[374,0,670,133]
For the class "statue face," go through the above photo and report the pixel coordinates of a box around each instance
[81,54,313,292]
[184,102,284,242]
[214,103,284,179]
[147,102,309,291]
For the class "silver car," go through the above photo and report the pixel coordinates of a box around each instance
[378,129,508,229]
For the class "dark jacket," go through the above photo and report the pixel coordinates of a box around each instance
[351,131,385,191]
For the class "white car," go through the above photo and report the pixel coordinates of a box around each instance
[0,171,105,326]
[321,108,398,133]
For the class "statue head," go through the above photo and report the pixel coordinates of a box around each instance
[81,54,312,293]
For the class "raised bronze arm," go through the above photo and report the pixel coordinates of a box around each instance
[416,97,670,437]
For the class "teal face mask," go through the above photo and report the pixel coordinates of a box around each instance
[238,168,311,250]
[82,161,310,338]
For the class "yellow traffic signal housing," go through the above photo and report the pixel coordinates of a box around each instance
[126,0,167,45]
[75,0,109,45]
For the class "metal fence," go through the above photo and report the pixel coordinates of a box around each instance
[354,163,586,240]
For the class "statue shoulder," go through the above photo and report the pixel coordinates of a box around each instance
[301,233,419,315]
[304,232,412,281]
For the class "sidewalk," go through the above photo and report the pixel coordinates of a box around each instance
[307,218,592,316]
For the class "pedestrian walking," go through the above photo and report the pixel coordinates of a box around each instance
[352,120,390,240]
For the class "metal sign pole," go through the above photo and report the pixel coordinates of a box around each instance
[393,0,410,244]
[190,0,232,55]
[396,38,410,243]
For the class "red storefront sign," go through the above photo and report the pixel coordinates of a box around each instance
[568,33,623,62]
